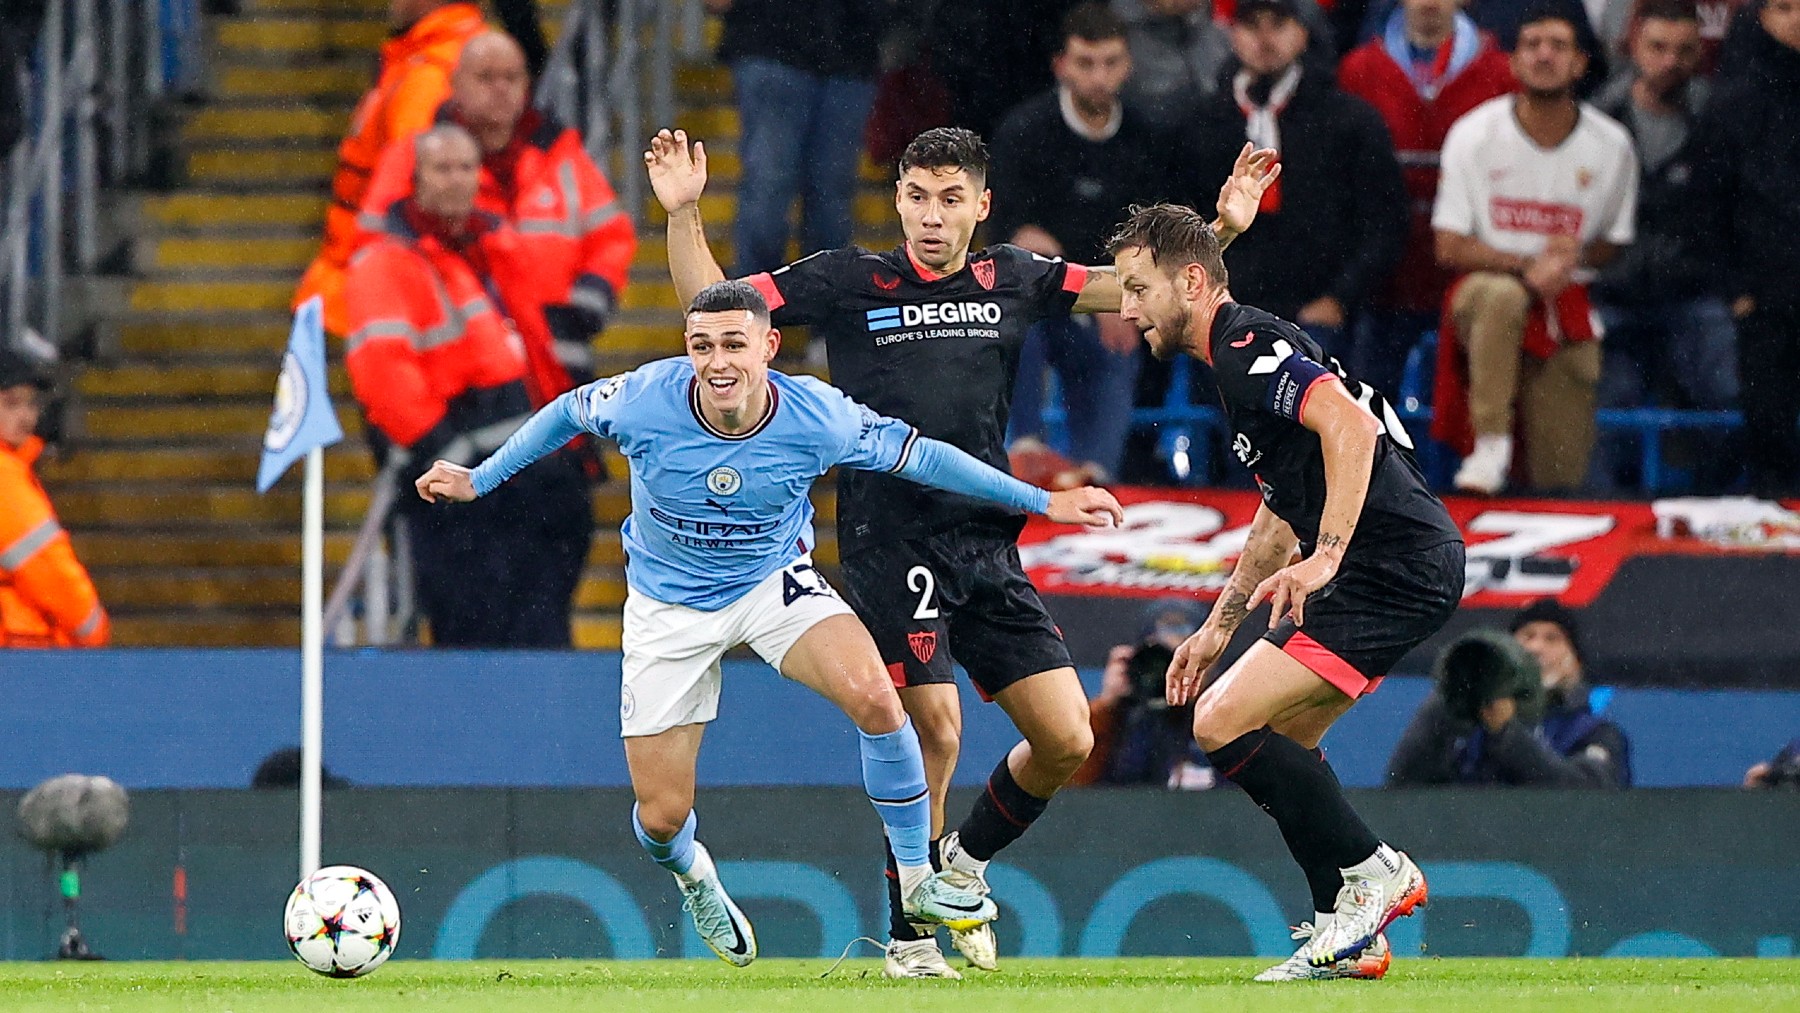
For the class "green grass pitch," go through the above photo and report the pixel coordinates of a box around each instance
[5,958,1796,1012]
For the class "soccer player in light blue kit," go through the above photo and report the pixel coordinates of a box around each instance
[416,280,1123,966]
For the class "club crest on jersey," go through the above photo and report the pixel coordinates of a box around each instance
[908,630,938,664]
[873,271,901,291]
[706,466,742,496]
[972,258,996,291]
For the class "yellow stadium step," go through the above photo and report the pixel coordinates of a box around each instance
[216,19,388,55]
[109,613,302,648]
[643,190,896,231]
[574,573,629,610]
[185,106,349,144]
[675,105,739,139]
[94,570,309,611]
[143,193,328,231]
[130,280,294,314]
[44,447,372,485]
[74,531,357,568]
[676,64,732,101]
[77,363,349,400]
[82,403,361,443]
[573,614,624,651]
[188,148,336,187]
[150,237,319,273]
[618,278,681,312]
[52,486,372,529]
[215,64,371,101]
[116,321,294,358]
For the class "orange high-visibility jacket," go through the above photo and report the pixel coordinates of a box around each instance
[1,436,109,648]
[343,207,547,455]
[295,2,488,335]
[358,108,637,365]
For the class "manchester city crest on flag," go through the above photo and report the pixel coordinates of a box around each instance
[256,297,343,493]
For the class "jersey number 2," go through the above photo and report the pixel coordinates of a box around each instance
[906,565,940,620]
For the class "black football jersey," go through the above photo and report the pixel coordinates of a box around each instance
[1207,303,1461,560]
[745,244,1084,553]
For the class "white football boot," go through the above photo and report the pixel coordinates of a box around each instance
[938,834,998,970]
[1309,849,1427,966]
[1255,923,1391,981]
[676,843,756,967]
[883,936,964,980]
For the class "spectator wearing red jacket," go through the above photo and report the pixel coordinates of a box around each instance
[360,32,636,385]
[346,125,593,648]
[1339,0,1515,397]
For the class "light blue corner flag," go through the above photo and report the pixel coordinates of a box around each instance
[257,296,345,493]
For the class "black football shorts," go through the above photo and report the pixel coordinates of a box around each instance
[839,524,1073,701]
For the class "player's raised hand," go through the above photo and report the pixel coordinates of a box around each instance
[644,128,708,212]
[415,460,477,504]
[1215,142,1281,240]
[1046,487,1125,528]
[1166,625,1229,706]
[1247,552,1338,629]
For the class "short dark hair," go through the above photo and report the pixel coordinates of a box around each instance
[1062,2,1128,46]
[898,127,990,184]
[687,279,770,327]
[1517,1,1587,50]
[1634,0,1698,23]
[1104,203,1229,287]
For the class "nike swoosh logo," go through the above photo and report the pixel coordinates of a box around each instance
[938,898,988,913]
[1231,333,1256,348]
[725,920,749,955]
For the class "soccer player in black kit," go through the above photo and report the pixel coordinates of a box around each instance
[1109,203,1466,982]
[646,126,1276,977]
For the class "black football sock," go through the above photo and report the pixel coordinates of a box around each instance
[884,839,930,941]
[1206,726,1380,873]
[1295,747,1348,912]
[955,757,1051,862]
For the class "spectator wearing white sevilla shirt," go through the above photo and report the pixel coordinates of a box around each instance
[1430,3,1638,495]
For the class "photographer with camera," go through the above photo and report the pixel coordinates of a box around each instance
[1744,739,1800,789]
[1386,599,1631,787]
[1071,599,1216,790]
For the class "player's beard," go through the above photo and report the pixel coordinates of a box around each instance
[1147,303,1194,361]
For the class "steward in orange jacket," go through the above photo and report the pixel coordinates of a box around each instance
[0,353,108,648]
[343,125,592,648]
[358,32,636,381]
[296,1,487,336]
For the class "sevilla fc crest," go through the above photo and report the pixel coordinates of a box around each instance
[971,259,996,291]
[908,630,938,664]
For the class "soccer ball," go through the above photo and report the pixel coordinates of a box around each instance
[283,865,401,977]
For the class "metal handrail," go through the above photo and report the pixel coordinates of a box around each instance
[2,0,187,358]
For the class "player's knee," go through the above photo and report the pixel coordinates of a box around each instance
[912,710,962,765]
[1191,694,1247,752]
[1032,719,1094,778]
[634,799,691,841]
[843,671,906,735]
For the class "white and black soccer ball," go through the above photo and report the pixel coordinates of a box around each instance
[283,865,401,977]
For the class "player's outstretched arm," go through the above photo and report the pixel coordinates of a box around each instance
[415,391,588,503]
[1245,379,1379,629]
[1165,503,1297,706]
[888,436,1124,528]
[645,128,727,306]
[1213,142,1280,250]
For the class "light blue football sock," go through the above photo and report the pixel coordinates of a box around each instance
[632,804,697,876]
[860,718,931,867]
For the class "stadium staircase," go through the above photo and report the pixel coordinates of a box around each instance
[41,0,901,648]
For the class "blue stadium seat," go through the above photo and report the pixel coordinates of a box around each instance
[1040,356,1227,485]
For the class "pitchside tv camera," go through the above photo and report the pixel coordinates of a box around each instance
[17,774,130,960]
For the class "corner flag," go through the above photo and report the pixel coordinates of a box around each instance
[257,296,344,493]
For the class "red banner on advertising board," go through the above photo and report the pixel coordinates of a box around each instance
[1019,488,1799,608]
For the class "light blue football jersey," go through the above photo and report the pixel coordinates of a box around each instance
[480,357,921,610]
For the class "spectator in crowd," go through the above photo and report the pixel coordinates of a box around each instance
[1744,738,1800,788]
[710,0,886,276]
[1177,0,1407,358]
[1691,0,1800,497]
[344,125,593,648]
[1112,0,1338,130]
[991,4,1168,485]
[1338,0,1516,397]
[1387,601,1632,787]
[929,0,1081,139]
[1431,5,1638,495]
[1590,0,1738,490]
[0,351,108,649]
[358,32,637,387]
[295,0,487,337]
[1595,0,1747,74]
[1071,598,1215,789]
[1361,0,1610,89]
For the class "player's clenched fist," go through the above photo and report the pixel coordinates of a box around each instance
[415,460,477,504]
[1045,487,1125,528]
[1165,625,1229,706]
[644,128,708,213]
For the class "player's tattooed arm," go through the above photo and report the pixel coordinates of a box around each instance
[1207,504,1297,634]
[1071,265,1122,313]
[1300,380,1378,565]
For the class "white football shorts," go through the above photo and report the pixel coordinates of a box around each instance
[618,554,856,737]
